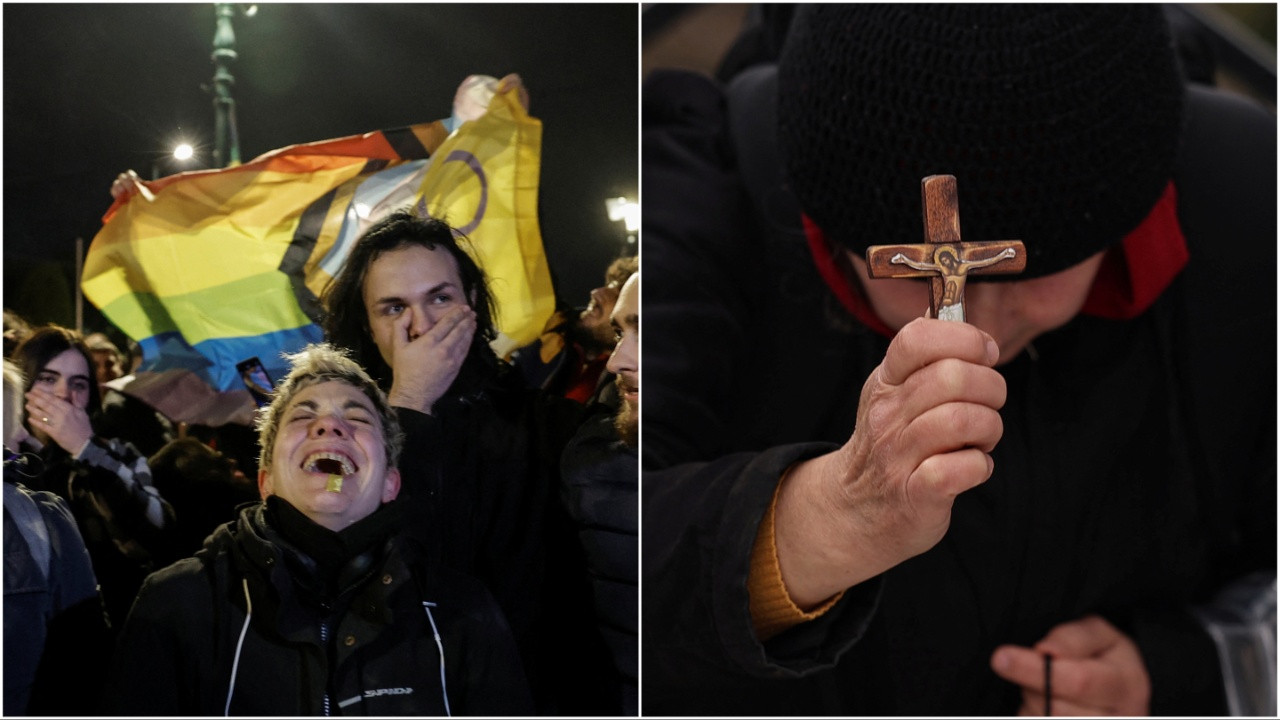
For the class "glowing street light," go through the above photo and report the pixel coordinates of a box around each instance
[605,196,638,253]
[605,196,639,234]
[152,141,199,179]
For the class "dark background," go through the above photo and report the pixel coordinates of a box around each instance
[4,3,638,339]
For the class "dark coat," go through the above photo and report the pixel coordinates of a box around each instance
[394,364,617,714]
[640,67,1275,716]
[104,503,532,716]
[3,463,110,715]
[561,406,639,715]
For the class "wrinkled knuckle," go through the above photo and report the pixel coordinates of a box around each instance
[863,392,894,429]
[945,403,974,433]
[862,367,889,402]
[935,359,967,398]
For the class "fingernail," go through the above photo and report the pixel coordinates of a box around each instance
[985,338,999,364]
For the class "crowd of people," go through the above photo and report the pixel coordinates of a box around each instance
[7,4,1275,718]
[641,3,1273,717]
[3,210,640,715]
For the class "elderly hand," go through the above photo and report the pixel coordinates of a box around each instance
[774,317,1006,607]
[991,615,1151,716]
[25,386,94,457]
[386,305,476,415]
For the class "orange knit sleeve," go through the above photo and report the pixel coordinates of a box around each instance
[747,474,845,641]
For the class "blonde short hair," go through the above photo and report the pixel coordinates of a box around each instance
[255,344,403,471]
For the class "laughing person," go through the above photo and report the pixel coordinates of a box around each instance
[105,344,531,716]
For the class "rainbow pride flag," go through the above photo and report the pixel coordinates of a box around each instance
[82,85,553,397]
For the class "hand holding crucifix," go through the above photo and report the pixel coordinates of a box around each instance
[865,175,1025,322]
[771,175,1016,611]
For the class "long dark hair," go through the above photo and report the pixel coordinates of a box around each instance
[12,325,102,421]
[320,210,499,390]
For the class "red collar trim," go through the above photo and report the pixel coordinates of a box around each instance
[802,213,897,337]
[802,180,1188,333]
[1079,181,1188,319]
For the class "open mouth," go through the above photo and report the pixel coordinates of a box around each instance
[615,374,638,397]
[302,451,358,476]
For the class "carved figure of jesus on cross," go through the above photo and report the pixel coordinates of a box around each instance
[865,175,1026,322]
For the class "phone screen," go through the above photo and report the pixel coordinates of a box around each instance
[236,357,275,408]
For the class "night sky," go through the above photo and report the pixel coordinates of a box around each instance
[3,3,639,335]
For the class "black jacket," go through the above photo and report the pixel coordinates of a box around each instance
[641,68,1275,715]
[105,502,532,716]
[392,364,617,714]
[561,405,639,715]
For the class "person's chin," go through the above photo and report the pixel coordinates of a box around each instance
[614,405,638,448]
[305,491,349,512]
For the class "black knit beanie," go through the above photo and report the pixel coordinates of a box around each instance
[778,4,1185,278]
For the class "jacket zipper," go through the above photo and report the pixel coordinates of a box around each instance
[320,621,332,715]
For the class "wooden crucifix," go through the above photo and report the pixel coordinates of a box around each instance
[865,175,1026,322]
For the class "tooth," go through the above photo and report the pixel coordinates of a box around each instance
[303,452,358,476]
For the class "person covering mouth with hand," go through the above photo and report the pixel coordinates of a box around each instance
[104,343,531,716]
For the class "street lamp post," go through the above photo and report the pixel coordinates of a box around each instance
[211,3,242,168]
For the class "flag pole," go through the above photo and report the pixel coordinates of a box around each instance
[74,236,84,333]
[211,3,242,168]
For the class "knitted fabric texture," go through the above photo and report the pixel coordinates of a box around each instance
[778,4,1185,279]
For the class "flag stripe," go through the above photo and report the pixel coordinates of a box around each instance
[304,159,432,299]
[280,180,346,322]
[97,271,314,346]
[138,325,325,392]
[194,326,326,392]
[382,126,432,159]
